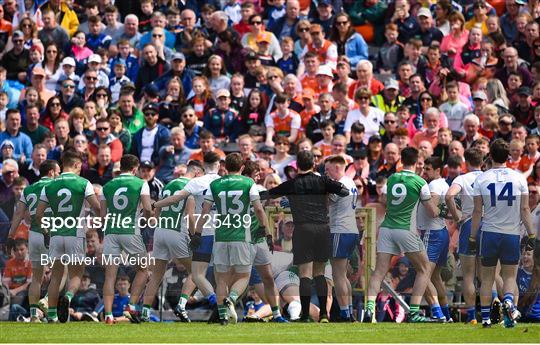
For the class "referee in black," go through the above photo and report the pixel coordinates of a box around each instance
[261,150,349,322]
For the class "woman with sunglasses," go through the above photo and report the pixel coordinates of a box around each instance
[328,13,368,69]
[241,13,282,61]
[16,17,39,50]
[34,42,63,92]
[294,19,312,58]
[92,86,111,119]
[270,135,296,182]
[40,96,68,131]
[465,1,490,35]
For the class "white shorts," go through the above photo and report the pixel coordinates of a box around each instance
[49,236,85,261]
[377,227,425,255]
[252,241,272,266]
[213,241,255,273]
[29,231,47,264]
[103,234,147,257]
[275,270,300,293]
[152,228,190,261]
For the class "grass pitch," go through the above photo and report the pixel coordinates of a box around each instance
[1,322,539,343]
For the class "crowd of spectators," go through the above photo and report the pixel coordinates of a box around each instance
[0,0,539,322]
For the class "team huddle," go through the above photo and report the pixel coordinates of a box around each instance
[7,138,540,326]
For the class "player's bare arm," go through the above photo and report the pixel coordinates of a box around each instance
[153,189,190,209]
[8,201,28,238]
[445,184,463,223]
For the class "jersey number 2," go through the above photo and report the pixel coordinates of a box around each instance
[487,182,516,207]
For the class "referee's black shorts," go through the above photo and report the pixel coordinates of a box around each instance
[292,223,331,265]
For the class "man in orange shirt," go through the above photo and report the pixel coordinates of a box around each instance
[3,239,32,320]
[299,51,320,92]
[412,107,440,148]
[264,93,301,146]
[188,130,226,163]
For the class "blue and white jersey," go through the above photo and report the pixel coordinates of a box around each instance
[329,176,359,234]
[451,170,483,220]
[417,178,448,231]
[473,167,528,235]
[183,173,220,236]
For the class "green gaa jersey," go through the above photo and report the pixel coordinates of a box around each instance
[159,177,190,232]
[40,172,95,237]
[101,173,149,235]
[380,170,431,231]
[20,177,53,233]
[205,174,260,243]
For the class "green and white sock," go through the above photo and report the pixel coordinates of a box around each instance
[30,304,39,318]
[105,312,113,320]
[65,291,74,302]
[229,290,239,304]
[409,304,420,314]
[48,307,58,320]
[179,294,189,309]
[271,306,281,318]
[218,304,228,320]
[366,300,375,314]
[142,305,152,318]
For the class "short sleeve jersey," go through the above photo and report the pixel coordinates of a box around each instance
[417,178,449,231]
[205,174,260,243]
[473,167,528,235]
[40,172,95,237]
[159,177,190,232]
[381,170,431,231]
[183,173,221,236]
[101,173,149,235]
[329,176,359,234]
[450,170,483,220]
[20,177,53,233]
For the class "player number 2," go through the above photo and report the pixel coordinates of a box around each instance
[391,183,407,205]
[487,182,516,207]
[58,188,73,212]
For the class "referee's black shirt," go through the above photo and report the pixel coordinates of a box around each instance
[262,172,348,226]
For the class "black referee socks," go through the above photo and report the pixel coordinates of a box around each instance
[314,275,328,318]
[299,277,312,319]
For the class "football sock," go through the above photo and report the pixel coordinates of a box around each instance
[503,293,514,305]
[349,304,354,318]
[30,304,39,318]
[128,303,137,311]
[218,304,227,320]
[431,304,444,319]
[105,312,113,318]
[271,306,282,318]
[481,305,491,322]
[409,304,420,314]
[65,291,74,302]
[441,304,450,320]
[467,307,476,321]
[229,290,239,304]
[491,291,499,301]
[314,275,328,318]
[142,305,151,319]
[207,293,217,306]
[340,306,350,319]
[299,277,312,319]
[179,294,188,309]
[366,300,375,314]
[48,307,58,320]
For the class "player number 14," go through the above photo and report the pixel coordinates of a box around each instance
[486,182,516,207]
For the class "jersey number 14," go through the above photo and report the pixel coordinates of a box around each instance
[486,182,516,207]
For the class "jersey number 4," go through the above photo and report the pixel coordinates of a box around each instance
[486,182,516,207]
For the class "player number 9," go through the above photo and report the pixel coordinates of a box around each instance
[391,183,407,205]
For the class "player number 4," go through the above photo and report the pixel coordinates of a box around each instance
[486,182,516,207]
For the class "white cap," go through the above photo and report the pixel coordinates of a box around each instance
[62,57,76,67]
[316,65,334,78]
[88,54,102,64]
[417,8,432,18]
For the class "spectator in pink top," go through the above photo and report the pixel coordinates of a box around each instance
[440,12,469,57]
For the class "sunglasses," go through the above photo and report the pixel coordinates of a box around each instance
[535,45,540,49]
[152,34,163,37]
[13,40,23,43]
[384,120,396,124]
[96,127,110,131]
[51,102,61,106]
[336,21,349,26]
[3,171,15,175]
[47,50,57,53]
[22,24,32,28]
[499,121,513,126]
[75,139,87,144]
[63,84,75,88]
[268,75,279,80]
[310,32,321,35]
[96,94,108,98]
[313,154,322,158]
[144,112,158,116]
[359,97,369,100]
[421,98,432,102]
[251,21,262,25]
[85,76,97,80]
[183,113,195,117]
[298,27,309,32]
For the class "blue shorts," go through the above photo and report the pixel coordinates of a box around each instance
[458,219,481,256]
[192,235,214,263]
[248,266,262,286]
[479,231,520,266]
[420,228,449,266]
[331,233,359,259]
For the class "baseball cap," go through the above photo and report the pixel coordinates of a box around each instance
[368,134,382,143]
[246,51,259,60]
[172,52,185,61]
[12,30,24,40]
[32,66,46,77]
[417,7,432,18]
[384,78,399,90]
[258,145,276,154]
[216,89,231,98]
[140,160,155,169]
[472,91,487,101]
[143,102,160,113]
[301,88,315,100]
[88,54,102,64]
[517,86,531,96]
[143,84,159,97]
[515,0,526,5]
[256,32,272,44]
[62,57,76,67]
[113,58,127,67]
[318,0,332,6]
[316,65,334,78]
[1,140,14,149]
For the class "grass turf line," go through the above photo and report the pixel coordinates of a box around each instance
[0,322,539,343]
